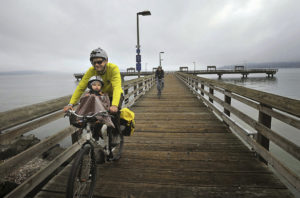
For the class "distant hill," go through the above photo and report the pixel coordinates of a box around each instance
[220,62,300,69]
[0,70,45,75]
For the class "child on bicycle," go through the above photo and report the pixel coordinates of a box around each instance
[72,79,114,128]
[86,79,104,96]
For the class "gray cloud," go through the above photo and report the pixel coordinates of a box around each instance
[0,0,299,72]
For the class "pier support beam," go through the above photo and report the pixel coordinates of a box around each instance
[218,74,222,79]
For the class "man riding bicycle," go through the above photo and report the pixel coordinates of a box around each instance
[155,66,164,95]
[63,47,124,144]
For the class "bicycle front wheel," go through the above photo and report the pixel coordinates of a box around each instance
[66,144,96,198]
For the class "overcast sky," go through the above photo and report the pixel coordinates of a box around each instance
[0,0,300,72]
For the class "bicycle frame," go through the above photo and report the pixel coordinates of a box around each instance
[66,110,121,161]
[66,111,123,198]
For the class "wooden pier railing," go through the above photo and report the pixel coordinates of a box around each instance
[176,72,300,191]
[0,75,155,197]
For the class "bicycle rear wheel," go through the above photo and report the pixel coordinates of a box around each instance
[66,144,96,198]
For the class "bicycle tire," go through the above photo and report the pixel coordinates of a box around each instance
[66,144,96,198]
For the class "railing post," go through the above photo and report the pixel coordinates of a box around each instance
[124,87,129,104]
[121,75,125,84]
[195,80,198,92]
[224,90,231,116]
[134,83,137,98]
[138,81,143,94]
[145,78,148,91]
[209,86,214,103]
[201,83,204,96]
[256,103,271,164]
[151,76,154,87]
[191,79,194,89]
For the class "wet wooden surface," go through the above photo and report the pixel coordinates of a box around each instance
[35,74,294,198]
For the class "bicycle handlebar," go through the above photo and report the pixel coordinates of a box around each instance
[65,110,110,119]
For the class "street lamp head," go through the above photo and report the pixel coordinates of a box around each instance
[138,10,151,16]
[160,51,164,54]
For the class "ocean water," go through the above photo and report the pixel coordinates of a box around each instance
[0,73,77,112]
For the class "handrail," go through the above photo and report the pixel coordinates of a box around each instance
[1,75,155,197]
[0,95,72,132]
[177,73,299,116]
[175,72,300,191]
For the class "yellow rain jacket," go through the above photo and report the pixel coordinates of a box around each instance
[69,63,123,107]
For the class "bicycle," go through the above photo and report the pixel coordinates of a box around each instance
[64,110,124,198]
[156,78,163,98]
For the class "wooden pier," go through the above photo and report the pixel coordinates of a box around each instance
[186,68,278,78]
[32,74,294,197]
[1,74,299,198]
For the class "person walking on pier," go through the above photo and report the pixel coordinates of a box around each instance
[63,47,124,143]
[155,66,165,90]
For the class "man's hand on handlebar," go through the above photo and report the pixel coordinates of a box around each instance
[109,105,118,113]
[63,105,73,112]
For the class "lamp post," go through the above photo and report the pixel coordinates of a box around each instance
[136,10,151,78]
[193,61,196,73]
[159,51,164,67]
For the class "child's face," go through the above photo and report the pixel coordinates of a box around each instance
[91,82,101,91]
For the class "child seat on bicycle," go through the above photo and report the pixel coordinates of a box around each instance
[69,79,115,128]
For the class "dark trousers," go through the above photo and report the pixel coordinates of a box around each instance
[109,94,124,135]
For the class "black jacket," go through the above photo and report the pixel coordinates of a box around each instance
[155,70,164,79]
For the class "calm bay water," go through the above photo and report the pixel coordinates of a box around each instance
[0,73,77,112]
[0,69,299,176]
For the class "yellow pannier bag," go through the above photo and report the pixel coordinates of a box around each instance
[120,108,135,136]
